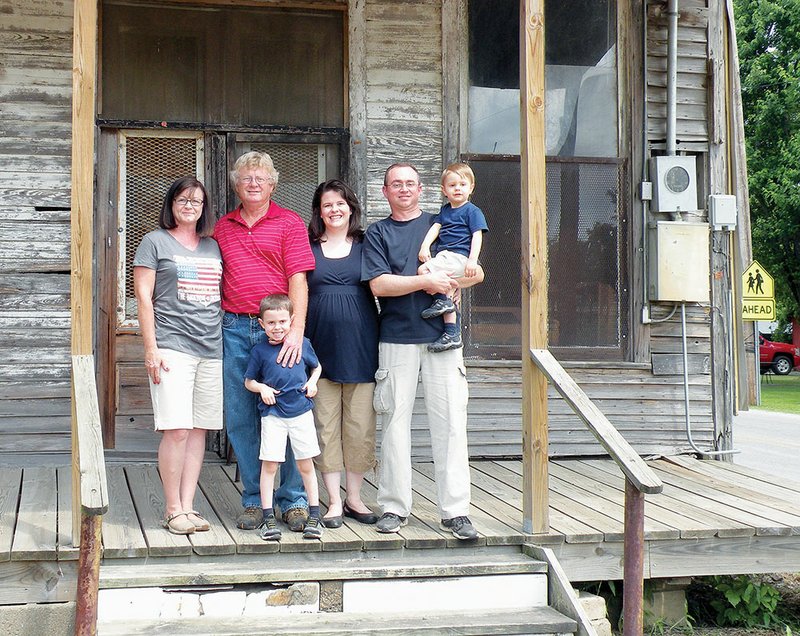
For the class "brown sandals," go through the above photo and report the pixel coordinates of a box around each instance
[185,511,210,532]
[162,510,210,534]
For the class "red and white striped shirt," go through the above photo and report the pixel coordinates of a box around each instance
[214,202,314,313]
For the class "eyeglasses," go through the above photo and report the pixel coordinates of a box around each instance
[175,198,204,208]
[388,180,419,191]
[239,176,272,185]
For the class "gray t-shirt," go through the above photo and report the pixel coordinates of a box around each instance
[133,229,223,359]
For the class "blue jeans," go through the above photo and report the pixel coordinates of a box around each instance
[222,312,308,512]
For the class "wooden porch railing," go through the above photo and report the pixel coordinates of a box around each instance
[72,355,109,636]
[530,349,663,636]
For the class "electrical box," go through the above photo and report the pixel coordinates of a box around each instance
[709,194,737,231]
[650,155,698,213]
[648,221,710,302]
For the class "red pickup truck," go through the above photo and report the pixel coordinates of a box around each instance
[759,335,800,375]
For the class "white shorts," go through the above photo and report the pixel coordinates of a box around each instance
[259,411,320,462]
[420,250,468,278]
[149,348,222,431]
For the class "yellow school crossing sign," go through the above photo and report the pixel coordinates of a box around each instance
[742,260,775,321]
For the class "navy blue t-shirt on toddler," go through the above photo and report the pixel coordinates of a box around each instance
[244,337,319,418]
[433,201,489,258]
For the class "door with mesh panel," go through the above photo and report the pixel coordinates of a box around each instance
[100,130,341,446]
[113,131,205,433]
[117,131,205,326]
[465,156,628,359]
[233,135,342,221]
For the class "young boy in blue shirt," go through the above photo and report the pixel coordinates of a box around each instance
[418,162,489,352]
[244,294,323,541]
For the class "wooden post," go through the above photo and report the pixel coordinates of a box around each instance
[70,0,99,544]
[623,478,645,636]
[707,0,735,457]
[724,0,754,410]
[348,0,367,207]
[72,355,109,636]
[71,1,100,634]
[520,0,549,534]
[75,515,103,636]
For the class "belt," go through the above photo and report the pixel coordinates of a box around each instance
[226,311,260,320]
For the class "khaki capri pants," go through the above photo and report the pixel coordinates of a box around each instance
[313,378,377,474]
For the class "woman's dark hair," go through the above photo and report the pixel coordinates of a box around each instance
[159,177,213,237]
[308,179,364,243]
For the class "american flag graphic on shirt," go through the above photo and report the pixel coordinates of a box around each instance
[175,255,222,306]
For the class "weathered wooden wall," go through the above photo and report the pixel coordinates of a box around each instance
[646,0,709,146]
[401,357,713,461]
[0,0,721,462]
[0,0,73,454]
[362,0,444,220]
[368,0,717,460]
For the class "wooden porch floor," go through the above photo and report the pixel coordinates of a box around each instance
[4,456,800,604]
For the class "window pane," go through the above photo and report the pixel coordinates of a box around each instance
[102,3,343,127]
[467,0,617,157]
[546,160,625,348]
[465,158,627,358]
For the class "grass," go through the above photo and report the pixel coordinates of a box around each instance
[759,372,800,415]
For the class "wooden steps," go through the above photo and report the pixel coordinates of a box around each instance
[99,548,547,589]
[97,551,570,636]
[97,606,578,635]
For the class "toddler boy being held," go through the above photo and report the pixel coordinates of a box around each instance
[244,294,323,541]
[418,162,489,352]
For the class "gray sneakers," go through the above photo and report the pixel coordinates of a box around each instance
[421,297,456,319]
[428,331,463,353]
[376,512,408,533]
[441,516,479,540]
[303,516,323,540]
[257,514,281,541]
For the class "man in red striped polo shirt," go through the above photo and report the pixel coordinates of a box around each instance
[214,151,315,532]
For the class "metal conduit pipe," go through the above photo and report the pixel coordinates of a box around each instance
[666,0,679,155]
[641,0,652,323]
[680,304,739,456]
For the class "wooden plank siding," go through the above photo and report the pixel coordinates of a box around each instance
[646,0,710,145]
[397,361,713,461]
[362,0,444,221]
[0,0,74,455]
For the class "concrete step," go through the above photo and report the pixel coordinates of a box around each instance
[97,573,549,624]
[97,606,578,635]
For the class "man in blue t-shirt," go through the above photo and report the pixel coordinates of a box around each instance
[361,162,483,541]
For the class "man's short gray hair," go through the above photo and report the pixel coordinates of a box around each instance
[230,151,280,187]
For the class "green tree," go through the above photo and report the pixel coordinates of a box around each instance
[735,0,800,325]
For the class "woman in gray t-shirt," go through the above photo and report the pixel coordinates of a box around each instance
[133,177,222,535]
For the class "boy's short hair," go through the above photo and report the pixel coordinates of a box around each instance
[441,162,475,187]
[259,294,293,317]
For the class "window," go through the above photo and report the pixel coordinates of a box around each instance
[102,2,344,128]
[468,0,617,157]
[464,0,627,359]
